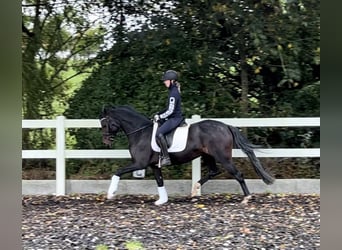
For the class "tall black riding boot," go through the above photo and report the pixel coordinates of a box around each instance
[156,134,171,166]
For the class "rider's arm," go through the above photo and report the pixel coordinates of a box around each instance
[159,94,177,119]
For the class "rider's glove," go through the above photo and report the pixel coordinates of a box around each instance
[153,114,160,122]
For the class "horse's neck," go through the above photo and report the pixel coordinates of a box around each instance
[126,123,152,148]
[120,120,137,134]
[120,116,151,135]
[115,108,151,134]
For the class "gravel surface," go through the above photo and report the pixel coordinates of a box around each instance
[22,193,320,250]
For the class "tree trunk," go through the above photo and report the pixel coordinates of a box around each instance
[239,47,249,135]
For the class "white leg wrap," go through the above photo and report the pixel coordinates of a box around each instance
[191,182,201,197]
[107,175,120,199]
[155,186,168,205]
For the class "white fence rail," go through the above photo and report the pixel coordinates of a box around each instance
[22,116,320,195]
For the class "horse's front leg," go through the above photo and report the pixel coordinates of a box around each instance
[107,163,145,200]
[107,175,120,199]
[152,166,168,205]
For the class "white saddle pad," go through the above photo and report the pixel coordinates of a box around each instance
[151,121,190,153]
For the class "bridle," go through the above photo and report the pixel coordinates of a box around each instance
[100,117,116,141]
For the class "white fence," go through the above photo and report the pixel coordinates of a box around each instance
[22,115,320,195]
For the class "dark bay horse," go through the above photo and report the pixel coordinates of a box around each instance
[99,105,275,205]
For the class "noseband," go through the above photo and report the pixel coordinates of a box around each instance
[100,117,115,139]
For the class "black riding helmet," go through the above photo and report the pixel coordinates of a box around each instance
[161,70,178,81]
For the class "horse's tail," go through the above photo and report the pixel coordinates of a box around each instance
[227,125,275,185]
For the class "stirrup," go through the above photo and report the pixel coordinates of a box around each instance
[158,156,171,168]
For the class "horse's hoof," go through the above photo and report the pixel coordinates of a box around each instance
[191,190,198,197]
[191,183,201,197]
[155,199,168,206]
[107,193,115,200]
[241,195,252,205]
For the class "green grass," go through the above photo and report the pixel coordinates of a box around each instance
[124,240,145,250]
[94,240,145,250]
[95,244,109,250]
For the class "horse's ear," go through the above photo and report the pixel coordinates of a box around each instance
[101,104,116,115]
[101,104,112,114]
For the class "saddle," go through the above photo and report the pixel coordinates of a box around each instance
[165,119,188,147]
[151,119,190,153]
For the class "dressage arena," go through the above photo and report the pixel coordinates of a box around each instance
[22,193,320,249]
[22,116,320,249]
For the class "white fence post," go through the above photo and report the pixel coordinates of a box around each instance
[56,116,66,195]
[191,115,202,196]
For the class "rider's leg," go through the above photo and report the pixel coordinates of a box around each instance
[156,133,171,166]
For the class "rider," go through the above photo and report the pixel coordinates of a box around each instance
[154,70,184,166]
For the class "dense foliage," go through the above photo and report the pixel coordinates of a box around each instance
[22,0,320,179]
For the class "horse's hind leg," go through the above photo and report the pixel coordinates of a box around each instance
[220,158,252,204]
[191,154,221,197]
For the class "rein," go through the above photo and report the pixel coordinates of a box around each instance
[101,117,152,136]
[100,113,153,136]
[126,123,153,136]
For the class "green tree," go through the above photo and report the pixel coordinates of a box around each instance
[22,0,106,153]
[23,0,319,178]
[65,0,319,178]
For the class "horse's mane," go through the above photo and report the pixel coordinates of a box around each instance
[104,104,151,123]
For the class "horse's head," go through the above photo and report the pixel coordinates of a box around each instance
[99,104,153,145]
[99,106,120,146]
